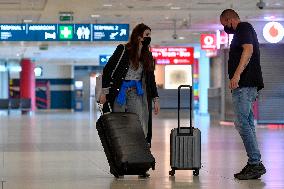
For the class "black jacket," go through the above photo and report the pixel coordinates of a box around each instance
[102,44,159,105]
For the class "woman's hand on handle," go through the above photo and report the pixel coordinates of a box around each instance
[99,94,107,104]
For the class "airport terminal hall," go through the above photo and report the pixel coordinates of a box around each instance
[1,0,284,188]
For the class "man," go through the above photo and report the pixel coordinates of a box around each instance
[220,9,266,180]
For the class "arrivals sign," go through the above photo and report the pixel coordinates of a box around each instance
[151,47,194,65]
[0,23,129,41]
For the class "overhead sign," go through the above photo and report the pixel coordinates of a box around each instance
[0,24,28,41]
[151,47,194,65]
[74,24,91,41]
[200,34,217,50]
[59,25,73,40]
[27,24,57,41]
[263,22,284,43]
[99,55,111,66]
[0,24,58,41]
[0,23,128,42]
[93,24,129,41]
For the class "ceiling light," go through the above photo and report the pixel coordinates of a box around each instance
[264,16,275,20]
[178,36,185,40]
[23,19,32,23]
[103,4,113,7]
[91,14,101,18]
[170,7,181,10]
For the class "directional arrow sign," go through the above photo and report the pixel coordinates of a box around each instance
[93,24,129,41]
[99,55,111,66]
[120,29,127,36]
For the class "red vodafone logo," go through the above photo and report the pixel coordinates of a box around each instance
[263,22,284,43]
[201,34,216,50]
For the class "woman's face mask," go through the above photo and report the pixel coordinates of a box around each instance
[141,29,151,46]
[142,37,151,46]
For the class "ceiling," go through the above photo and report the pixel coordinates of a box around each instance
[0,0,284,65]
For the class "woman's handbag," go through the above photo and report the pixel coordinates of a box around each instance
[95,45,126,102]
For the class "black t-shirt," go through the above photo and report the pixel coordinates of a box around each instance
[228,22,264,91]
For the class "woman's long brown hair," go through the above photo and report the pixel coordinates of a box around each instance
[125,23,154,72]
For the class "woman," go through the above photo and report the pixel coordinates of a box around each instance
[99,23,160,145]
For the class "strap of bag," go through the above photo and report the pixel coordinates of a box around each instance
[110,45,125,79]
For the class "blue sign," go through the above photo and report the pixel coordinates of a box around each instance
[27,24,57,41]
[99,55,111,66]
[0,23,129,42]
[0,24,27,41]
[57,24,91,41]
[93,24,129,41]
[74,24,91,41]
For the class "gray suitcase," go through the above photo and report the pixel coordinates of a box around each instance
[169,85,201,176]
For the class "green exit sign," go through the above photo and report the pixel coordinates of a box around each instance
[59,12,74,22]
[60,15,73,22]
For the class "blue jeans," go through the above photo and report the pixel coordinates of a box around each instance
[232,87,261,165]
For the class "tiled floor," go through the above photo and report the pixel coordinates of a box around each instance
[0,110,284,189]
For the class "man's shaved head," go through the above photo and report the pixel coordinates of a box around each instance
[220,9,240,20]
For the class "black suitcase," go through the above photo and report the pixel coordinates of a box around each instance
[169,85,201,176]
[96,112,155,178]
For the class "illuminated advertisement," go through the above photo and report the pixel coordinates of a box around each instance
[151,47,194,65]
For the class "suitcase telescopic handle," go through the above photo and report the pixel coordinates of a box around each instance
[178,85,193,135]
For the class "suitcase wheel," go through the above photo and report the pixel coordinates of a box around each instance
[193,169,199,176]
[110,168,120,178]
[151,163,156,170]
[169,169,175,176]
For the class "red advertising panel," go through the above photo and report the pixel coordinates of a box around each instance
[151,47,194,65]
[200,34,217,50]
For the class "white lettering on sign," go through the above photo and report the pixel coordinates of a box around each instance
[29,25,56,31]
[1,32,12,40]
[180,51,191,57]
[151,46,194,65]
[168,48,187,51]
[0,25,22,30]
[94,32,105,39]
[161,51,177,57]
[94,25,115,30]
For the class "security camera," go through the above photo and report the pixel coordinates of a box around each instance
[172,33,178,39]
[256,0,265,9]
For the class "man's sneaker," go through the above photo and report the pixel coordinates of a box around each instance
[234,163,266,180]
[234,163,251,178]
